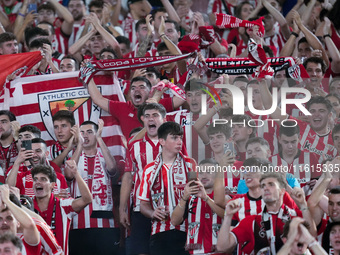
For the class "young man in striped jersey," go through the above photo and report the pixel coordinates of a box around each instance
[139,122,196,255]
[269,121,319,185]
[120,103,167,255]
[47,110,78,175]
[32,162,92,255]
[171,158,224,254]
[217,172,315,255]
[66,119,119,255]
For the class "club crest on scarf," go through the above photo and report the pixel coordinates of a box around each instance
[212,223,221,239]
[188,222,200,239]
[38,87,101,141]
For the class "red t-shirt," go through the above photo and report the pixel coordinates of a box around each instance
[109,99,173,138]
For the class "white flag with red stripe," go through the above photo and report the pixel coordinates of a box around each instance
[0,72,126,160]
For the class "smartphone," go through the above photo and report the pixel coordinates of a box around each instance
[187,171,198,186]
[22,140,32,151]
[224,142,236,156]
[28,3,37,13]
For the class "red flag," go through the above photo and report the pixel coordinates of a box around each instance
[0,51,42,90]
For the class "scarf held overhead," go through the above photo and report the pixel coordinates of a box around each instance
[79,52,195,84]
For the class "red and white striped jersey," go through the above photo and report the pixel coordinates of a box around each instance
[139,154,196,235]
[19,237,41,255]
[263,29,286,57]
[33,196,76,255]
[16,170,68,197]
[71,152,118,230]
[231,192,300,225]
[125,134,161,211]
[122,13,138,49]
[186,193,222,254]
[166,110,213,163]
[33,218,63,255]
[0,141,18,183]
[52,27,69,56]
[293,118,338,162]
[270,150,320,184]
[68,20,86,49]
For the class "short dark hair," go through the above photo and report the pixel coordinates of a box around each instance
[165,19,180,32]
[279,121,300,137]
[297,37,308,48]
[24,27,49,46]
[115,36,130,49]
[61,55,79,70]
[142,103,166,118]
[135,18,146,32]
[306,96,333,113]
[0,110,16,121]
[80,120,99,132]
[207,122,231,139]
[37,2,55,14]
[29,38,52,50]
[157,41,169,52]
[282,219,309,238]
[199,158,219,166]
[31,165,57,183]
[243,157,272,169]
[184,79,205,93]
[130,76,152,90]
[219,108,233,120]
[151,7,167,20]
[303,57,326,74]
[0,233,23,251]
[52,110,75,126]
[263,45,274,57]
[31,138,47,150]
[146,67,161,79]
[89,0,103,9]
[19,125,41,138]
[0,32,17,47]
[38,21,55,35]
[99,47,118,59]
[20,195,34,211]
[260,172,286,189]
[158,121,183,140]
[231,114,256,138]
[329,186,340,195]
[245,137,270,150]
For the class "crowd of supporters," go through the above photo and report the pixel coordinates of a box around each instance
[0,0,340,254]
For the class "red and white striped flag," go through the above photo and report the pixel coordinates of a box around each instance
[0,72,126,161]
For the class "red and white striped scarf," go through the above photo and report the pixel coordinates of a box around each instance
[78,151,113,217]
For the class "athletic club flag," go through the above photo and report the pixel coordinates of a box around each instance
[0,72,126,160]
[0,51,42,90]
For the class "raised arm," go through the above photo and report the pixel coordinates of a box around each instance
[6,148,33,187]
[87,78,110,112]
[322,18,340,73]
[47,0,74,35]
[67,160,93,212]
[280,18,300,57]
[119,172,133,229]
[0,185,39,245]
[216,200,240,253]
[96,119,117,175]
[161,0,180,23]
[262,0,290,40]
[307,169,332,226]
[294,11,329,67]
[86,12,122,58]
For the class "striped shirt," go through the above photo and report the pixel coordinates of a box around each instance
[139,154,196,235]
[270,150,320,184]
[34,195,76,255]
